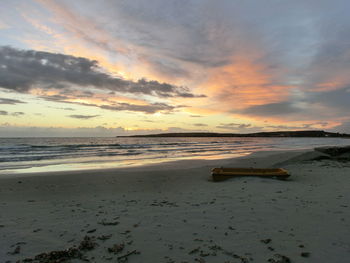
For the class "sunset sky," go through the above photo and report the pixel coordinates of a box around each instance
[1,0,350,136]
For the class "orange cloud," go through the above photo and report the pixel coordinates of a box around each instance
[204,56,292,110]
[312,81,343,92]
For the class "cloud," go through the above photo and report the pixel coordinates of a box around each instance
[67,114,99,119]
[310,87,350,111]
[0,124,127,137]
[3,0,350,129]
[48,106,75,111]
[241,101,303,116]
[141,56,191,79]
[0,98,26,104]
[301,7,350,93]
[265,124,311,130]
[0,110,25,116]
[332,121,350,133]
[0,46,204,98]
[0,124,205,137]
[41,93,178,114]
[99,102,176,114]
[193,123,208,127]
[216,123,252,130]
[12,112,25,116]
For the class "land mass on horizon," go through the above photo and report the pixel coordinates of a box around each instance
[119,130,350,138]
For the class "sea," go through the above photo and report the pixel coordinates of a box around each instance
[0,137,349,175]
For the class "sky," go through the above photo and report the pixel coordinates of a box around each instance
[1,0,350,137]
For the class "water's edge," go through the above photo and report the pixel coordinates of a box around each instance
[0,137,348,175]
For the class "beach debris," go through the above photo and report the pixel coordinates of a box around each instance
[208,244,223,251]
[268,254,291,263]
[312,146,350,162]
[199,250,210,257]
[212,167,290,181]
[117,250,140,262]
[78,235,97,251]
[20,247,84,262]
[301,252,310,257]
[17,236,98,262]
[97,234,112,241]
[8,245,21,255]
[98,220,119,226]
[225,252,250,263]
[11,242,26,247]
[108,243,125,254]
[150,200,178,207]
[261,238,272,244]
[86,228,96,233]
[188,247,200,254]
[315,146,350,157]
[120,230,131,235]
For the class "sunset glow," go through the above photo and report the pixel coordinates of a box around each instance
[1,0,350,136]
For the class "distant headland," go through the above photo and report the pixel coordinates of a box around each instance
[118,130,350,138]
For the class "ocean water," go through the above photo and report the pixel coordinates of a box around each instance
[0,137,349,174]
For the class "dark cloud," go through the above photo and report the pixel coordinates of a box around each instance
[265,124,312,130]
[67,114,100,119]
[0,98,26,104]
[41,93,178,114]
[48,106,75,111]
[0,46,205,98]
[216,123,252,130]
[4,1,350,125]
[193,123,208,127]
[128,78,205,98]
[100,102,176,114]
[0,110,25,116]
[0,124,203,137]
[12,112,25,116]
[0,125,129,137]
[310,87,350,111]
[143,57,191,78]
[301,8,350,91]
[41,94,71,102]
[241,102,302,116]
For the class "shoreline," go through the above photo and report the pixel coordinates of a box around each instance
[1,148,350,262]
[2,136,350,178]
[0,149,306,179]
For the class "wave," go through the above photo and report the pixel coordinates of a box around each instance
[1,136,349,173]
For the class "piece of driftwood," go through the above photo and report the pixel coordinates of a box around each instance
[212,167,290,181]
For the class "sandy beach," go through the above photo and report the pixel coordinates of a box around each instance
[1,148,350,263]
